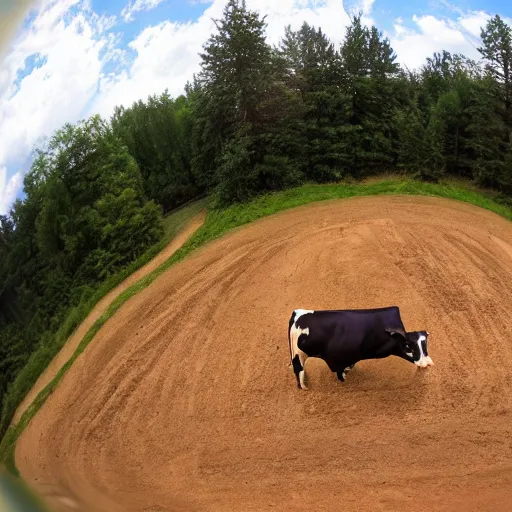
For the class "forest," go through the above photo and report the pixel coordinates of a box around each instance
[1,0,512,440]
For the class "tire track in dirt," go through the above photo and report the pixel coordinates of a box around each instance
[15,196,512,512]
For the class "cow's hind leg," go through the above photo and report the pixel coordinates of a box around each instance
[292,354,309,390]
[336,363,356,382]
[290,328,310,390]
[292,348,309,390]
[292,355,305,389]
[336,370,346,382]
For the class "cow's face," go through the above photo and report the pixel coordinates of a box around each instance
[386,328,434,368]
[404,331,434,368]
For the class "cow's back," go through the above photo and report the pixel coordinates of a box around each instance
[294,307,404,365]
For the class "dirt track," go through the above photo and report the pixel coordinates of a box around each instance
[16,196,512,512]
[13,211,206,425]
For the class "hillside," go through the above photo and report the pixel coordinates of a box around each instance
[13,195,512,512]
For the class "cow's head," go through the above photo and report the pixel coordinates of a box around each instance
[385,328,434,368]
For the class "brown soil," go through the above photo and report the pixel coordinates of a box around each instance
[16,196,512,512]
[13,210,206,425]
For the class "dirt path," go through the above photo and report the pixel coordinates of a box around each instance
[16,197,512,512]
[13,211,206,425]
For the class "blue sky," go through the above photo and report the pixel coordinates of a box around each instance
[0,0,511,214]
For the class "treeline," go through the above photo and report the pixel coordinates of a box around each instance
[1,0,512,439]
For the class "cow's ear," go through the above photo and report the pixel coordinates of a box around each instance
[385,327,406,338]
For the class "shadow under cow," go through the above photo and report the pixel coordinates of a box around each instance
[296,356,431,419]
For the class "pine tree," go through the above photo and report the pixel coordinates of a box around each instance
[419,51,454,112]
[421,109,446,182]
[199,0,271,137]
[396,105,426,175]
[340,15,401,175]
[279,23,350,181]
[479,15,512,129]
[196,0,304,204]
[434,67,477,176]
[466,74,509,189]
[279,23,340,92]
[111,92,199,213]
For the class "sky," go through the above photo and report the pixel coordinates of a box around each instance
[0,0,511,215]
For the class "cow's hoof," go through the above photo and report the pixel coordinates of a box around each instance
[299,371,308,390]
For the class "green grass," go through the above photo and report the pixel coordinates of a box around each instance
[2,177,512,476]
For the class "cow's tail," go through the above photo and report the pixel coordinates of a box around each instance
[287,311,295,367]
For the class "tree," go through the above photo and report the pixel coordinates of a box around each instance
[396,104,427,175]
[419,51,455,112]
[340,15,402,175]
[279,23,348,181]
[434,67,477,177]
[0,215,21,326]
[479,15,512,129]
[466,75,510,189]
[279,23,340,93]
[0,115,165,438]
[111,92,200,213]
[195,0,304,204]
[198,0,272,142]
[421,108,446,182]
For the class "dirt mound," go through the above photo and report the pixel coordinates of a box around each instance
[16,196,512,512]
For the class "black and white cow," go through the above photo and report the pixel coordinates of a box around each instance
[288,306,433,390]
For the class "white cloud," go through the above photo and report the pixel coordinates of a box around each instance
[355,0,376,26]
[0,0,117,212]
[246,0,351,45]
[91,0,352,117]
[121,0,167,23]
[0,168,22,215]
[389,14,482,71]
[360,0,375,12]
[457,10,490,38]
[91,19,206,116]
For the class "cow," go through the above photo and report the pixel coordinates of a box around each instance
[288,307,433,390]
